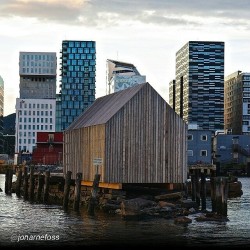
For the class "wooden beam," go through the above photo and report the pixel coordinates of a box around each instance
[81,181,122,190]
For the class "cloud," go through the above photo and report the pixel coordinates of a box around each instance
[1,0,250,28]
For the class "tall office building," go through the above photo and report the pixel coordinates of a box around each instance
[224,71,250,135]
[173,41,224,132]
[59,40,96,131]
[15,52,57,153]
[168,79,176,110]
[0,76,4,153]
[106,59,146,94]
[19,52,57,98]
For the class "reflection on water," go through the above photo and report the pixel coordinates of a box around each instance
[0,174,250,247]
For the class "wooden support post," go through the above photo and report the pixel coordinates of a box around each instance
[195,169,200,208]
[184,180,189,199]
[221,177,228,217]
[63,171,72,210]
[215,177,222,215]
[210,170,216,212]
[23,166,29,200]
[191,174,196,201]
[73,172,82,211]
[16,169,23,197]
[5,169,10,194]
[5,169,13,195]
[88,173,101,215]
[29,165,35,202]
[43,170,50,204]
[200,172,206,211]
[37,173,44,203]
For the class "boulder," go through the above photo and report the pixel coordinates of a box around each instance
[174,216,192,224]
[155,192,182,201]
[121,198,156,219]
[178,199,199,209]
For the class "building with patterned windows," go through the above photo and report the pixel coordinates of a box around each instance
[15,52,57,154]
[224,71,250,135]
[171,41,225,132]
[19,52,57,99]
[58,40,96,131]
[106,59,146,94]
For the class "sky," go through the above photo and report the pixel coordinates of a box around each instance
[1,0,250,116]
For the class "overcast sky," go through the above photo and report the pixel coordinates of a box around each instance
[1,0,250,116]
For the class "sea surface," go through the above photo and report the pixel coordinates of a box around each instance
[0,174,250,248]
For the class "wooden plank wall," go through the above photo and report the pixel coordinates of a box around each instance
[64,124,105,181]
[105,83,187,184]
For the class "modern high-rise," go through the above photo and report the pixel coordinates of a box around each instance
[59,40,96,131]
[168,79,176,110]
[19,52,57,98]
[172,41,224,132]
[106,59,146,94]
[0,76,4,153]
[224,71,250,135]
[15,98,56,153]
[15,52,57,153]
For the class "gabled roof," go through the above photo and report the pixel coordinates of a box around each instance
[66,82,148,130]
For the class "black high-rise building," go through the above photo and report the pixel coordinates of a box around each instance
[172,41,224,132]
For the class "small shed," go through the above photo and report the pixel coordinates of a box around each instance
[64,82,187,188]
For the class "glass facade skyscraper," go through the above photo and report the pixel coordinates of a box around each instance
[173,41,224,132]
[59,40,96,131]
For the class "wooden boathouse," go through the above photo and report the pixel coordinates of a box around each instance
[63,82,187,189]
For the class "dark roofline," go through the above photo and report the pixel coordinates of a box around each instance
[65,82,148,130]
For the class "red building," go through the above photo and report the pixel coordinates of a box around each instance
[32,132,63,165]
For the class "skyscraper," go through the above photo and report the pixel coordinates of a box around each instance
[172,41,224,132]
[106,59,146,94]
[0,76,4,153]
[15,52,57,153]
[59,40,96,131]
[19,52,57,99]
[224,71,250,135]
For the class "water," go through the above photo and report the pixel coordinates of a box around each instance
[0,174,250,247]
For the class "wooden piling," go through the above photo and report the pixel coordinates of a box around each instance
[5,169,10,194]
[200,172,206,211]
[210,171,216,212]
[16,169,22,197]
[195,169,200,207]
[210,177,215,212]
[191,174,196,201]
[221,177,228,216]
[73,172,82,211]
[88,173,101,215]
[23,166,29,200]
[5,169,13,195]
[28,165,35,202]
[215,177,222,215]
[63,171,72,210]
[37,173,44,203]
[43,170,50,204]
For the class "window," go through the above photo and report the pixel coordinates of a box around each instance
[187,134,193,140]
[200,150,207,156]
[201,135,207,141]
[188,150,193,156]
